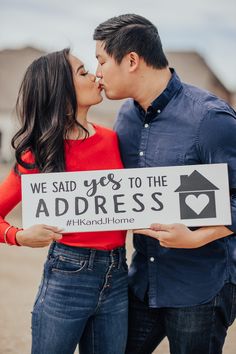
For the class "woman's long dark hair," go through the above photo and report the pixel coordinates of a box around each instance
[12,48,87,173]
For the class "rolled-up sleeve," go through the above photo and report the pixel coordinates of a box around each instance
[197,108,236,232]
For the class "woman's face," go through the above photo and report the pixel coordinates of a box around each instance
[69,54,103,108]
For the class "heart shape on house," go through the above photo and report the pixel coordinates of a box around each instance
[185,194,209,215]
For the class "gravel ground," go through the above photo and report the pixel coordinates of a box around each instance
[1,161,236,354]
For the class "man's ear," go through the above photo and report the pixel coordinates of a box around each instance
[127,52,139,72]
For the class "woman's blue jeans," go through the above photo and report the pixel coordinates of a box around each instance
[31,242,128,354]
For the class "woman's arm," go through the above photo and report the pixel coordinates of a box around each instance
[0,168,23,245]
[0,167,62,247]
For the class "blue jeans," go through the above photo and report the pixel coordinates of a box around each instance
[31,242,128,354]
[125,283,236,354]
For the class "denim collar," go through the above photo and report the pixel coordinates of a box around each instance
[134,68,183,117]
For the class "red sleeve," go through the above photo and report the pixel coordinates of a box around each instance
[112,132,124,169]
[0,151,37,245]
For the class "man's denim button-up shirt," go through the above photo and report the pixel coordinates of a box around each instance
[114,70,236,308]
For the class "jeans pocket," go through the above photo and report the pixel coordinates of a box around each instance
[51,255,88,274]
[229,283,236,326]
[33,277,45,309]
[212,283,236,327]
[121,261,128,272]
[33,258,54,309]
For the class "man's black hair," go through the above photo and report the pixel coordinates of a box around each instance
[93,14,168,69]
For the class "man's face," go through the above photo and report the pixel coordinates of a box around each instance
[95,41,128,100]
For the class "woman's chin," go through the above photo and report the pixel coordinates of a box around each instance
[94,96,103,105]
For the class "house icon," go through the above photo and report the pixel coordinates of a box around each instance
[175,170,219,219]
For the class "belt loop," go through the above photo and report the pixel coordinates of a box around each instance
[118,248,123,269]
[88,249,96,270]
[48,241,56,259]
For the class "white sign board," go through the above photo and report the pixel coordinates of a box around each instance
[22,164,231,232]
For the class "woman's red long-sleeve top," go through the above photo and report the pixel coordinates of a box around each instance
[0,124,126,250]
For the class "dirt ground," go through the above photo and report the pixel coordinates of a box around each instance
[0,164,236,354]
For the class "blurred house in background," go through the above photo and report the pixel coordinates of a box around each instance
[166,51,236,108]
[0,47,45,162]
[0,47,235,162]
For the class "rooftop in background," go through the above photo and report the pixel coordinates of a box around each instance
[0,47,235,124]
[166,51,235,108]
[0,47,45,111]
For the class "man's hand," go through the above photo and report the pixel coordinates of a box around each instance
[15,224,63,248]
[134,223,233,249]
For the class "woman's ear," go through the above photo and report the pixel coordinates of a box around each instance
[127,52,140,72]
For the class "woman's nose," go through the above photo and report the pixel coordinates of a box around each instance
[90,73,96,81]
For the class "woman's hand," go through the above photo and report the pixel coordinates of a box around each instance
[133,223,233,249]
[15,224,63,248]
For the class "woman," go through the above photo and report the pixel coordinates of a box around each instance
[0,49,128,354]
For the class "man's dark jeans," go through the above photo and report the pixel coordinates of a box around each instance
[125,283,236,354]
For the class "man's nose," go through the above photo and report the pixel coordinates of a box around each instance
[96,65,102,78]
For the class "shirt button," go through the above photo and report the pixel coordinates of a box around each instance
[139,151,144,156]
[150,257,155,262]
[144,123,149,128]
[157,109,161,114]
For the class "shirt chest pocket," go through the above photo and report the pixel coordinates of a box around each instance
[154,148,185,166]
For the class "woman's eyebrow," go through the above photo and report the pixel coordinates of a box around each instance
[76,64,84,74]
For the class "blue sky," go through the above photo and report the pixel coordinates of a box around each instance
[1,0,236,90]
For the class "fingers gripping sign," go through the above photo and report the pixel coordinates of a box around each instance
[15,224,63,248]
[134,223,199,249]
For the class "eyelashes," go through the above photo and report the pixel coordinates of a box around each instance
[80,70,89,76]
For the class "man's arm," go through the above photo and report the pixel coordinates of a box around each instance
[137,107,236,248]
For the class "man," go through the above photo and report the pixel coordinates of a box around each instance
[94,14,236,354]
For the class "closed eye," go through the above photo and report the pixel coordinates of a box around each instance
[80,70,89,76]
